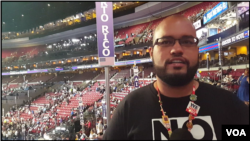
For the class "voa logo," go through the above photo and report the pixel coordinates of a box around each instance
[226,129,246,136]
[152,116,217,140]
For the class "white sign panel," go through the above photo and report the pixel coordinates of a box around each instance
[193,20,201,30]
[222,29,249,46]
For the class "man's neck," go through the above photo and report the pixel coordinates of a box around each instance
[154,76,199,98]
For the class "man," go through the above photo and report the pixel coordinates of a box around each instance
[103,15,249,140]
[226,66,232,75]
[70,110,74,118]
[80,130,87,140]
[96,120,103,134]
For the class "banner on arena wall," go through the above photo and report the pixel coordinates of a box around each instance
[203,2,228,25]
[221,29,249,46]
[199,42,219,53]
[96,2,115,66]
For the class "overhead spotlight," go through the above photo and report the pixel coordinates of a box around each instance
[22,14,24,17]
[72,39,80,42]
[48,4,50,6]
[84,36,87,39]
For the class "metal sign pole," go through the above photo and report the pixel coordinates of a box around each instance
[218,37,223,67]
[218,37,223,83]
[94,102,96,128]
[96,1,115,127]
[15,96,17,109]
[143,71,144,86]
[207,53,210,79]
[105,67,111,125]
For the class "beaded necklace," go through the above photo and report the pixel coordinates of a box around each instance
[155,81,199,137]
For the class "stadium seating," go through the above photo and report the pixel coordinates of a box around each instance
[2,76,16,83]
[29,74,55,82]
[95,70,117,80]
[48,73,75,82]
[112,69,131,80]
[180,2,219,19]
[70,71,99,81]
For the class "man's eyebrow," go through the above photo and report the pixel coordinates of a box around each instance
[181,35,196,38]
[158,35,196,38]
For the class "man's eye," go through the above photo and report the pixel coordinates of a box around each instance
[158,40,173,44]
[182,40,194,44]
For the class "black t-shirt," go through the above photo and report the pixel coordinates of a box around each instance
[103,82,249,140]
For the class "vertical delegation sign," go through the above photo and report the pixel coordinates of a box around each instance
[133,66,139,87]
[79,100,84,125]
[134,76,139,87]
[133,66,138,76]
[96,2,115,66]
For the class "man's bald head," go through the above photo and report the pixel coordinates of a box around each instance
[149,14,199,87]
[153,15,196,44]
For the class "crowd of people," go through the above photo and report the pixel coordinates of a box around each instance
[1,80,106,140]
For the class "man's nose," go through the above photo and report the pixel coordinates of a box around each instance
[170,40,184,56]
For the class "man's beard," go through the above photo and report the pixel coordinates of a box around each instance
[153,58,199,87]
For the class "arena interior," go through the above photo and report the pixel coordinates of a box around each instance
[1,1,249,140]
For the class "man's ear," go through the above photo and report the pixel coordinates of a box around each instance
[149,46,153,60]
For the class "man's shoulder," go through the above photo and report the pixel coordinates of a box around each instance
[199,82,233,94]
[198,82,236,100]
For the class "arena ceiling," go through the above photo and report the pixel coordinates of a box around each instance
[2,2,147,33]
[2,2,96,32]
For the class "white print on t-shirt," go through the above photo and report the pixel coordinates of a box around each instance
[152,116,217,140]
